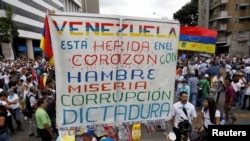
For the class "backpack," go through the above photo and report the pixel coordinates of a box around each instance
[24,94,36,113]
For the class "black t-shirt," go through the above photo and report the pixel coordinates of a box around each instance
[0,108,7,130]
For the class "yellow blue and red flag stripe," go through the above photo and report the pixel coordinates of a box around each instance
[39,15,54,65]
[178,26,217,54]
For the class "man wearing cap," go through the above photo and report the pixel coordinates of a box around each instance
[198,74,210,106]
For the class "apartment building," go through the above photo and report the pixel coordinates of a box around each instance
[0,0,81,59]
[82,0,99,13]
[199,0,250,56]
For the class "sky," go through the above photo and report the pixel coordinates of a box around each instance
[99,0,191,20]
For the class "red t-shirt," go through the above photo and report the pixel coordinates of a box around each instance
[225,84,235,104]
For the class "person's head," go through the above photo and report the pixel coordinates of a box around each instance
[0,91,7,100]
[82,133,93,141]
[37,97,47,108]
[238,72,244,78]
[179,91,188,104]
[217,72,222,77]
[8,81,18,90]
[233,75,239,83]
[181,78,187,85]
[224,77,232,86]
[8,88,15,95]
[204,74,209,79]
[29,86,37,94]
[41,89,48,98]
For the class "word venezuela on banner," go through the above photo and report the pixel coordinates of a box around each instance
[178,26,217,54]
[47,12,180,128]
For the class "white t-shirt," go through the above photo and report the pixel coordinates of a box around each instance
[201,108,220,128]
[0,100,11,116]
[245,86,250,95]
[3,74,9,84]
[7,93,20,109]
[172,101,197,128]
[231,81,240,92]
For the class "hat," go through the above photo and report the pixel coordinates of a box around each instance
[238,72,243,76]
[204,74,209,78]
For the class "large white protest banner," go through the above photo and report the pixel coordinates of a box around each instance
[48,13,180,128]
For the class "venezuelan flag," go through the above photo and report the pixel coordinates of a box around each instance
[178,26,217,54]
[40,15,54,65]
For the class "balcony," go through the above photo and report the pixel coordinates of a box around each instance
[210,0,228,10]
[237,3,250,9]
[238,16,250,20]
[217,23,227,31]
[216,37,227,44]
[209,11,232,21]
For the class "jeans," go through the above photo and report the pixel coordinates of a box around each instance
[13,107,22,129]
[189,92,197,106]
[237,89,244,105]
[39,128,52,141]
[242,95,250,109]
[224,102,236,121]
[7,115,14,134]
[29,114,37,135]
[0,131,9,141]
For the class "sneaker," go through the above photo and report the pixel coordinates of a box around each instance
[24,116,28,121]
[29,133,34,136]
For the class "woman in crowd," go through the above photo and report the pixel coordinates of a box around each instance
[199,98,221,140]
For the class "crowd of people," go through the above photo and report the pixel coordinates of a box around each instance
[0,57,56,141]
[1,53,250,141]
[172,53,250,141]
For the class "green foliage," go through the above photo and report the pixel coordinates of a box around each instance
[0,6,19,43]
[173,0,198,26]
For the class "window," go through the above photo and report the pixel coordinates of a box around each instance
[220,5,226,11]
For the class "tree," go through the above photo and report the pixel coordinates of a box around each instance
[173,0,198,26]
[0,6,19,58]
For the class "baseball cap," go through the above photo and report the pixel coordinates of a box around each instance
[204,74,209,78]
[238,72,243,76]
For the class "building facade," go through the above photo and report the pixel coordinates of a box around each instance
[198,0,250,56]
[0,0,81,59]
[82,0,99,13]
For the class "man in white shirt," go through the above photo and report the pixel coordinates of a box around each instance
[7,88,24,131]
[171,91,198,141]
